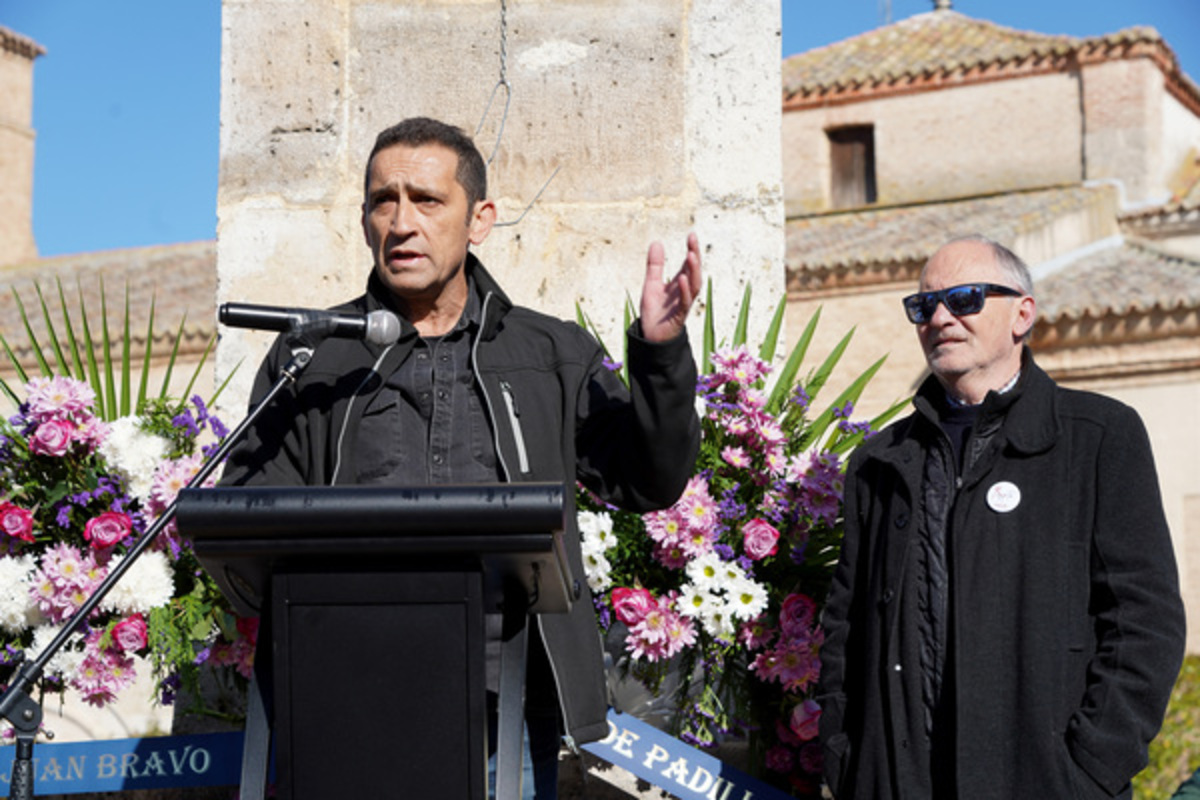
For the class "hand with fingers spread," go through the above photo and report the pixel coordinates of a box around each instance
[640,232,703,343]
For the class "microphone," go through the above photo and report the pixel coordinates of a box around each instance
[219,303,403,346]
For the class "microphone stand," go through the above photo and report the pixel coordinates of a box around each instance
[0,340,317,800]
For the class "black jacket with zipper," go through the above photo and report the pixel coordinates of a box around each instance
[220,255,702,745]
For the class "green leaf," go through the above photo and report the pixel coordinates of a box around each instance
[54,278,87,381]
[75,282,105,418]
[800,353,887,450]
[99,279,117,417]
[757,295,788,366]
[766,305,821,414]
[702,279,715,374]
[804,325,855,406]
[732,284,751,348]
[33,283,71,376]
[138,296,156,410]
[11,289,52,377]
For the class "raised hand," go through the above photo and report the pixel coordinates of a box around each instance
[639,231,702,343]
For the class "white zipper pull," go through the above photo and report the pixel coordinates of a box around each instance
[500,380,530,474]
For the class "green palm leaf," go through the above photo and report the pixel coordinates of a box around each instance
[1,279,225,420]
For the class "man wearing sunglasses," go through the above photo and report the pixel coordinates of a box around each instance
[818,235,1185,799]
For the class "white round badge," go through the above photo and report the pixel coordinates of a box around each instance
[986,481,1021,513]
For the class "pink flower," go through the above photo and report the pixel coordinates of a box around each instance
[789,699,821,742]
[72,631,135,707]
[652,543,689,569]
[148,454,205,516]
[84,511,132,549]
[610,587,656,626]
[644,509,684,547]
[798,742,823,775]
[625,595,695,661]
[750,633,822,692]
[721,445,749,468]
[111,614,148,652]
[29,419,76,457]
[742,518,780,560]
[779,593,817,637]
[0,501,35,543]
[23,376,95,422]
[737,616,775,650]
[764,744,795,774]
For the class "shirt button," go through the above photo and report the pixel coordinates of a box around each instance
[438,390,448,400]
[433,454,444,465]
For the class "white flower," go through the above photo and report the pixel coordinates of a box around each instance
[685,552,726,591]
[100,551,174,615]
[716,558,747,585]
[578,510,615,552]
[28,624,86,680]
[675,582,717,619]
[0,555,39,634]
[727,576,770,621]
[583,548,612,593]
[700,601,738,641]
[99,416,171,502]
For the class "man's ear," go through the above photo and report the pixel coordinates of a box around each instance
[469,200,497,246]
[1013,294,1037,340]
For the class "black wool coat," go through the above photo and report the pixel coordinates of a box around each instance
[818,354,1185,800]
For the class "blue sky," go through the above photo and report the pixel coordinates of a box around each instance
[3,1,1198,258]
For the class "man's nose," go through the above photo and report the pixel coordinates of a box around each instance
[389,199,415,234]
[926,297,957,325]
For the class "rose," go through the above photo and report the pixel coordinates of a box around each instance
[742,517,780,560]
[789,698,821,742]
[0,501,35,542]
[84,511,133,549]
[779,592,817,638]
[111,614,148,652]
[610,586,656,626]
[29,419,76,457]
[764,744,795,774]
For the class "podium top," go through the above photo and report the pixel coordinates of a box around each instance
[177,483,574,616]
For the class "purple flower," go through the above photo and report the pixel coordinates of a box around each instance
[790,385,810,410]
[601,356,623,373]
[191,395,210,423]
[172,411,200,437]
[209,416,229,440]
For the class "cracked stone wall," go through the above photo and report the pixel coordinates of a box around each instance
[215,0,783,412]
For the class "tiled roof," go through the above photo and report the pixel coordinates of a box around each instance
[0,25,44,60]
[0,241,216,369]
[786,184,1112,276]
[1121,147,1200,230]
[1034,238,1200,322]
[785,185,1200,326]
[782,10,1200,113]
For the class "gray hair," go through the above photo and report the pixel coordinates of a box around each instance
[941,233,1035,299]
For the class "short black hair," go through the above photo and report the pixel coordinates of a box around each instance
[364,117,488,210]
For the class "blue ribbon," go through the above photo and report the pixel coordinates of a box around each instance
[583,710,793,800]
[0,710,794,798]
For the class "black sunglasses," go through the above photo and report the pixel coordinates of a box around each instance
[902,283,1023,324]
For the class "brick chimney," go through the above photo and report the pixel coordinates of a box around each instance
[0,26,45,266]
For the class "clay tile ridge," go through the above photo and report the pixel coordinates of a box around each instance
[782,10,1200,115]
[0,25,46,60]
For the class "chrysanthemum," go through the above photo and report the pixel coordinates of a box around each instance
[100,417,170,502]
[23,376,95,422]
[0,555,39,633]
[727,576,770,621]
[578,510,615,551]
[100,550,174,615]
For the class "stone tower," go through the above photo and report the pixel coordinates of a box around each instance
[0,25,44,266]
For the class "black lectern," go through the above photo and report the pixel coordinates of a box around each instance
[176,483,572,800]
